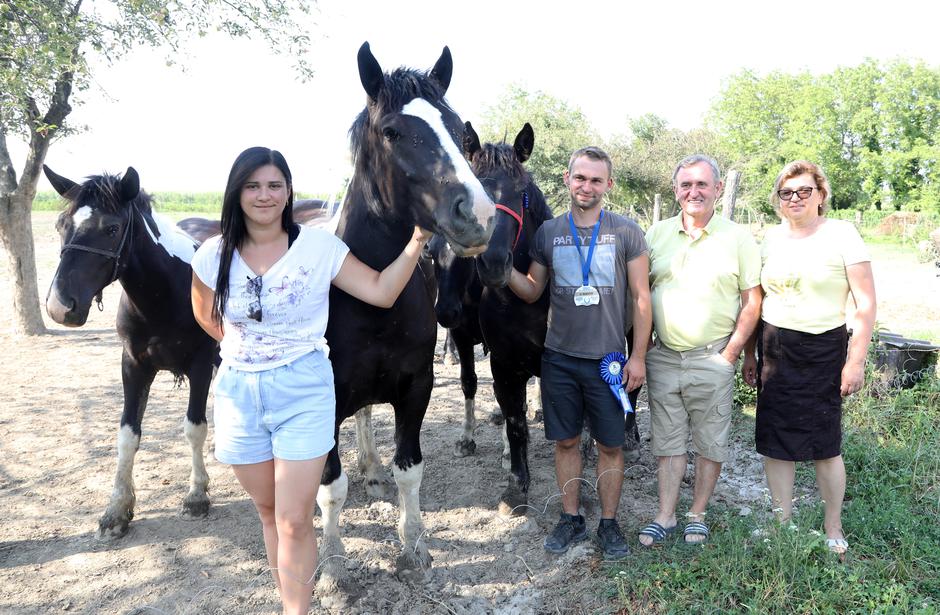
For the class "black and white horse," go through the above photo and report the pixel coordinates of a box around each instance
[44,166,218,538]
[316,42,495,589]
[465,123,555,515]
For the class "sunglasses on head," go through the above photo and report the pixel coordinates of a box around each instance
[246,275,262,322]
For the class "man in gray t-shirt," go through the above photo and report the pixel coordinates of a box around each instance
[508,146,651,559]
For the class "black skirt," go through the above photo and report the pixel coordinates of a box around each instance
[756,321,848,461]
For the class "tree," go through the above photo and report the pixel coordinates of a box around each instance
[606,114,723,223]
[0,0,314,335]
[476,85,597,212]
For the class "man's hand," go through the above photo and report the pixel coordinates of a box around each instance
[742,352,758,387]
[625,356,646,392]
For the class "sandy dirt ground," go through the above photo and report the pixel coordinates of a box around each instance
[0,213,936,614]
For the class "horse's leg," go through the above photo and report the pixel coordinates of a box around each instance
[391,370,434,581]
[527,376,543,423]
[354,406,395,499]
[99,353,156,538]
[181,354,213,517]
[623,328,642,462]
[451,327,478,457]
[491,357,530,517]
[442,329,459,366]
[315,445,362,602]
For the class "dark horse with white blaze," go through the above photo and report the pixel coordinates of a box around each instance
[464,122,554,515]
[315,42,495,589]
[43,166,218,538]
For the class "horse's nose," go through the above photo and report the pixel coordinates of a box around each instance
[451,194,477,229]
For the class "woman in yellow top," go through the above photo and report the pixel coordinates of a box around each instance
[743,161,876,556]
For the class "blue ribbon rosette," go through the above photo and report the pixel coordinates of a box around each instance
[599,352,634,414]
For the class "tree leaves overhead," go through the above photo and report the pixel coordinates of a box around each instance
[709,59,940,214]
[0,0,314,139]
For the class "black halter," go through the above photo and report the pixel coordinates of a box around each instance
[59,203,136,310]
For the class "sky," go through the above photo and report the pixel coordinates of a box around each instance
[11,0,940,194]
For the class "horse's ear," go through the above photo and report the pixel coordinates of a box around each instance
[430,46,452,94]
[513,123,535,163]
[463,121,481,159]
[120,167,140,202]
[357,41,384,102]
[43,165,77,197]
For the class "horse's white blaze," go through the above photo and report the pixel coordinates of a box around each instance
[72,206,93,229]
[183,420,209,495]
[110,424,140,513]
[393,461,425,546]
[401,99,495,228]
[316,470,348,541]
[144,212,198,263]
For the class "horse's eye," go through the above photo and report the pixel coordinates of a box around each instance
[383,127,401,142]
[107,225,120,237]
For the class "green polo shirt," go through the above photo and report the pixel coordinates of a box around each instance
[646,213,761,351]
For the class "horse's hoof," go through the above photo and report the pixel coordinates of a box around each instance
[622,443,641,463]
[181,494,210,518]
[364,475,396,500]
[98,511,132,539]
[454,438,477,457]
[488,411,505,426]
[395,545,432,583]
[443,354,457,366]
[498,485,528,517]
[316,573,364,606]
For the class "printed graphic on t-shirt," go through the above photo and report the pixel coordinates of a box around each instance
[552,233,617,297]
[234,266,315,364]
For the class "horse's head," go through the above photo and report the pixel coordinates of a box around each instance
[44,165,142,326]
[426,233,476,328]
[349,42,495,256]
[467,122,552,288]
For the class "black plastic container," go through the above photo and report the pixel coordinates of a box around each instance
[873,332,940,388]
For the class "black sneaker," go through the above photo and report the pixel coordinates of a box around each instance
[596,518,631,559]
[544,513,587,553]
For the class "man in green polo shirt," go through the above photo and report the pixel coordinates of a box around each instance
[638,154,762,547]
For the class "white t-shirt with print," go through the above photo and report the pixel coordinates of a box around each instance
[192,226,350,371]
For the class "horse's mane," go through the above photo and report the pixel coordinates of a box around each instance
[470,142,527,181]
[349,67,453,160]
[64,173,153,216]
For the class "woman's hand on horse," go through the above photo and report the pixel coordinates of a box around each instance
[413,225,434,246]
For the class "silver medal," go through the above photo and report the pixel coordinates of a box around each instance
[574,285,600,306]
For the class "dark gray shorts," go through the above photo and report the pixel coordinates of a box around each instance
[540,349,626,447]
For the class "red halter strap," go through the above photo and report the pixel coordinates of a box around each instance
[494,201,524,251]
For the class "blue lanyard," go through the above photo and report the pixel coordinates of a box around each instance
[567,209,604,286]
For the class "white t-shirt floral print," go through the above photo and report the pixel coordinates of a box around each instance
[192,226,350,371]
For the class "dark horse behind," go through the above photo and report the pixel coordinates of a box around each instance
[315,42,495,592]
[44,166,218,538]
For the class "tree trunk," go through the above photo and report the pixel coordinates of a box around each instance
[722,169,740,219]
[0,191,47,335]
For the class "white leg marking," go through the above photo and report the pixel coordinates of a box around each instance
[317,470,349,543]
[501,424,511,470]
[99,425,139,536]
[355,406,378,476]
[393,462,425,547]
[182,420,210,516]
[401,98,495,227]
[462,398,476,443]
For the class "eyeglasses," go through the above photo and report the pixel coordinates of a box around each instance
[246,275,262,322]
[777,186,816,201]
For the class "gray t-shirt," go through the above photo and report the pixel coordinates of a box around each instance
[531,210,647,359]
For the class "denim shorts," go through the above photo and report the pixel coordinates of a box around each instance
[212,350,336,465]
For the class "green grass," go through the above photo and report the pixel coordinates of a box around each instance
[610,371,940,614]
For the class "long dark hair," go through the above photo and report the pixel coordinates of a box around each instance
[212,146,294,323]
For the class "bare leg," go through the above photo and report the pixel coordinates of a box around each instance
[639,454,684,546]
[273,456,327,615]
[814,455,846,542]
[685,456,722,544]
[763,456,796,521]
[232,461,280,590]
[595,442,624,519]
[555,436,582,515]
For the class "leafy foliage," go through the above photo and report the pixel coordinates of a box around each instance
[708,59,940,216]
